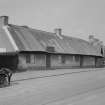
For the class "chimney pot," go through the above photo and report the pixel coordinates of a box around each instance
[0,16,8,26]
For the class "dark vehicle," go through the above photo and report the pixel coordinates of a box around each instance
[0,68,12,87]
[0,73,8,87]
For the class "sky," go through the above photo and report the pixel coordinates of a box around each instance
[0,0,105,43]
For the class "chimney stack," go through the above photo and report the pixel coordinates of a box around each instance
[89,35,94,40]
[54,28,62,36]
[89,35,94,44]
[0,16,8,26]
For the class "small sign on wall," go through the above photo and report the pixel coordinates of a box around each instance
[0,48,6,52]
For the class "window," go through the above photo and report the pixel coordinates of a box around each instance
[62,55,66,64]
[26,55,31,63]
[101,48,103,55]
[75,56,80,62]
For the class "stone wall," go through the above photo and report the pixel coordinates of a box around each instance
[50,54,80,68]
[18,53,46,70]
[17,53,102,70]
[82,56,95,67]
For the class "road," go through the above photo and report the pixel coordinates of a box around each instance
[0,69,105,105]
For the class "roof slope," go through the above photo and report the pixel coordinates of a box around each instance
[7,24,102,56]
[0,26,16,53]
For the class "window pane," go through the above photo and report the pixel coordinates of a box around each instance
[26,55,30,63]
[62,55,66,64]
[75,56,80,61]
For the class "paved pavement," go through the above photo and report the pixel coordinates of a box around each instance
[12,68,105,81]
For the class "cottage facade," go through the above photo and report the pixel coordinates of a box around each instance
[0,16,103,71]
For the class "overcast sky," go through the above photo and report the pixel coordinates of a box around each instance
[0,0,105,43]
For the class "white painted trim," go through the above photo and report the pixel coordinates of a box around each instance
[3,25,19,51]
